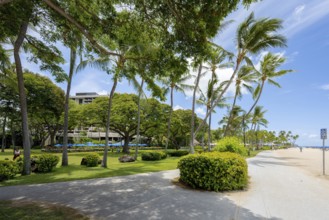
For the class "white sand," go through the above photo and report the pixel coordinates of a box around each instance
[276,147,329,179]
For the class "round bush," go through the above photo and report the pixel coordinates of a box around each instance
[167,150,189,157]
[178,152,248,191]
[214,136,247,156]
[0,160,20,182]
[141,151,167,161]
[30,154,59,173]
[84,153,100,167]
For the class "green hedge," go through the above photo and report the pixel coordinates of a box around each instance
[167,150,189,157]
[178,152,248,191]
[141,151,167,161]
[0,160,20,182]
[84,153,101,167]
[214,136,247,156]
[31,154,59,172]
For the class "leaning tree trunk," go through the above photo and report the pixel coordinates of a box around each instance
[14,20,31,175]
[224,89,238,137]
[1,115,6,152]
[190,64,203,154]
[243,81,265,149]
[165,86,174,151]
[134,79,144,159]
[62,48,76,166]
[102,79,117,168]
[194,54,244,137]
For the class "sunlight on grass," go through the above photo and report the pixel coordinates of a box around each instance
[0,149,180,186]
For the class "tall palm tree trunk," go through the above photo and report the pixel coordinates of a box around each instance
[224,89,238,136]
[243,81,264,149]
[1,115,6,152]
[194,55,244,137]
[62,47,76,166]
[165,86,174,151]
[207,106,212,151]
[102,79,117,168]
[14,20,31,175]
[190,64,203,154]
[134,79,144,159]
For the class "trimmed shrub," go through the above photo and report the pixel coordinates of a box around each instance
[141,151,167,161]
[0,160,20,182]
[31,154,59,172]
[83,153,100,167]
[167,150,189,157]
[214,136,247,156]
[178,152,248,192]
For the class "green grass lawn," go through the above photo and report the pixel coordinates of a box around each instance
[0,150,180,187]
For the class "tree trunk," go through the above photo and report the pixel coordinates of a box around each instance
[102,78,117,168]
[190,64,203,154]
[14,20,31,175]
[134,79,144,159]
[224,89,238,137]
[1,115,6,152]
[208,106,212,151]
[243,81,265,149]
[122,134,130,154]
[11,120,16,149]
[62,48,76,166]
[165,86,174,151]
[194,55,244,136]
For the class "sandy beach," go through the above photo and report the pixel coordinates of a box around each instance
[276,147,329,179]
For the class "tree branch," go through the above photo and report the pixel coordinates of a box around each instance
[43,0,120,57]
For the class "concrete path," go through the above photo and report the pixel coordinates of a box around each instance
[1,150,329,219]
[227,150,329,220]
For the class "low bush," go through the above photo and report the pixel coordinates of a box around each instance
[0,160,20,182]
[214,136,247,156]
[178,152,248,192]
[31,154,59,173]
[167,150,189,157]
[141,151,167,161]
[83,153,101,167]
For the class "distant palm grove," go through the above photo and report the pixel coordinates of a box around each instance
[0,0,297,175]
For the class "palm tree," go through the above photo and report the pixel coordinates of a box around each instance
[194,12,287,136]
[224,65,257,136]
[250,106,268,149]
[162,61,192,151]
[245,53,293,118]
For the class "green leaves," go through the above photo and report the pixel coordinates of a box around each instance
[178,152,248,191]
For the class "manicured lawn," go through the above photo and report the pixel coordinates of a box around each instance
[0,200,89,220]
[0,150,180,186]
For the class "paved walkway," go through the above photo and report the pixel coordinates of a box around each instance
[1,150,329,219]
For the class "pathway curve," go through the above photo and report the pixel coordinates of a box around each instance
[1,150,329,219]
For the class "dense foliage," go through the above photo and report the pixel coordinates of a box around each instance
[31,154,59,172]
[141,151,167,161]
[0,160,21,181]
[178,152,248,191]
[167,150,189,157]
[83,153,101,167]
[214,136,247,156]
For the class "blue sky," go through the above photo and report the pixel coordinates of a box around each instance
[21,0,329,146]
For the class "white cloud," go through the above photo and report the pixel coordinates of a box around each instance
[98,90,109,95]
[308,134,318,139]
[173,105,184,110]
[320,84,329,90]
[195,107,206,116]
